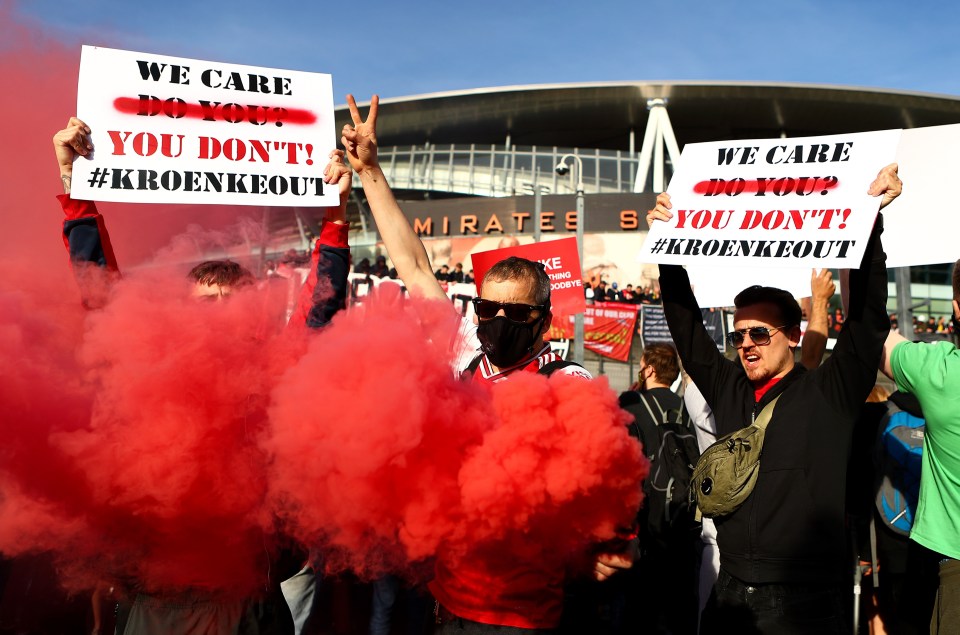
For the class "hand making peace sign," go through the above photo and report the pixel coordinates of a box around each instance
[341,94,380,175]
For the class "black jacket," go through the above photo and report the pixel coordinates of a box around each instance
[659,215,889,585]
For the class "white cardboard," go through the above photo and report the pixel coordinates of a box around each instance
[72,46,338,208]
[638,129,902,268]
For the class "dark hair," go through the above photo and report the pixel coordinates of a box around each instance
[953,259,960,303]
[188,260,255,288]
[482,256,551,309]
[642,343,681,385]
[733,285,802,328]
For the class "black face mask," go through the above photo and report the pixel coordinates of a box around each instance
[477,315,544,368]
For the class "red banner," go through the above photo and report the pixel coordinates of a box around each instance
[549,302,639,362]
[470,237,586,316]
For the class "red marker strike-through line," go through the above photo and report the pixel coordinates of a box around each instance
[693,176,840,196]
[113,97,317,126]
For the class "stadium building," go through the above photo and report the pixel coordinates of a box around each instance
[266,82,960,382]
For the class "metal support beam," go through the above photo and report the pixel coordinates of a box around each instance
[556,153,586,365]
[634,98,682,193]
[895,266,915,340]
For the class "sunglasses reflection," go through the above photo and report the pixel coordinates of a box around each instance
[471,298,546,324]
[726,325,788,349]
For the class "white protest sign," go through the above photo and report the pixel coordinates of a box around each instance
[638,129,902,268]
[71,46,338,208]
[885,123,960,268]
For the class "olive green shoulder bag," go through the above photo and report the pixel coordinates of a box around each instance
[691,394,782,518]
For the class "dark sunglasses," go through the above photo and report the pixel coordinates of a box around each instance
[726,325,788,349]
[471,298,546,323]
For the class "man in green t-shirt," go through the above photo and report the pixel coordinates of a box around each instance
[880,259,960,634]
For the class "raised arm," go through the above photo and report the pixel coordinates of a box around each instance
[54,117,119,307]
[800,268,834,370]
[648,193,739,407]
[817,163,901,415]
[291,150,353,329]
[340,95,447,301]
[54,117,92,195]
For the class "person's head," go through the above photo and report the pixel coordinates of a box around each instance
[730,285,803,385]
[497,235,521,249]
[473,256,552,369]
[189,260,255,301]
[455,262,463,272]
[440,264,449,273]
[639,343,680,390]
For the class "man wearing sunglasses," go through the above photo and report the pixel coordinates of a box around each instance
[647,163,901,634]
[879,259,960,634]
[461,259,593,382]
[341,95,636,634]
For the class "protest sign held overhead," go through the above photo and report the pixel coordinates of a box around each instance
[71,46,338,207]
[638,129,901,268]
[885,123,960,267]
[470,237,586,316]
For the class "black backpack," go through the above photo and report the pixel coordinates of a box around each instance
[630,392,701,542]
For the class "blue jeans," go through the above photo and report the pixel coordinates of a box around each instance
[370,576,399,635]
[700,569,848,635]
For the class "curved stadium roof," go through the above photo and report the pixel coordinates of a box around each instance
[333,81,960,150]
[255,81,960,247]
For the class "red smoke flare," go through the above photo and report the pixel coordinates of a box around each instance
[1,257,304,596]
[0,2,647,599]
[266,288,647,580]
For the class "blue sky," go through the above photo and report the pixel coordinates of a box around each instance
[12,0,960,102]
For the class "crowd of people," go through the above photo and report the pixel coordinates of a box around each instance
[4,92,960,635]
[903,314,956,335]
[585,280,660,305]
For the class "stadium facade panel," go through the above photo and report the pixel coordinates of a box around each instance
[325,82,958,323]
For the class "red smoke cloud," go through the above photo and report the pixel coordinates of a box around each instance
[0,2,277,273]
[266,287,493,576]
[0,1,647,599]
[0,285,96,567]
[0,260,301,596]
[0,6,303,595]
[267,288,647,580]
[1,272,646,596]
